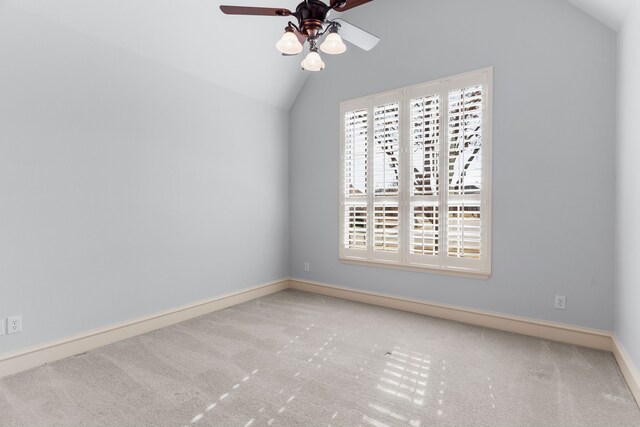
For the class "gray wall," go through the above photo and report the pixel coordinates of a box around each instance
[0,6,289,354]
[616,0,640,372]
[290,0,617,330]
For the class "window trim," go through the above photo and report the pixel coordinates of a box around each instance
[338,67,493,279]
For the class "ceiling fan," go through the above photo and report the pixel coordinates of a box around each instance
[220,0,379,71]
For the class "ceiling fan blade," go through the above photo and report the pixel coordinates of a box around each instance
[219,5,292,16]
[333,18,379,51]
[334,0,373,12]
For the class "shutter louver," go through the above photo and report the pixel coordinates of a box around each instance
[345,204,368,250]
[343,109,368,251]
[410,204,439,256]
[344,109,368,198]
[374,203,399,252]
[409,95,440,258]
[373,103,400,196]
[373,103,400,254]
[448,203,481,259]
[447,85,483,260]
[448,85,483,196]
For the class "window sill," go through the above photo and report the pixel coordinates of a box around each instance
[339,257,491,280]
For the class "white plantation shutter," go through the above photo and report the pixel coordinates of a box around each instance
[343,109,368,254]
[345,204,367,249]
[407,93,441,264]
[446,83,484,269]
[340,68,491,277]
[373,102,401,259]
[448,203,481,259]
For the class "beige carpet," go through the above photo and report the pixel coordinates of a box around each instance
[0,289,638,426]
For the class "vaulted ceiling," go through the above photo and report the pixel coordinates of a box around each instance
[566,0,632,30]
[5,0,313,109]
[5,0,631,110]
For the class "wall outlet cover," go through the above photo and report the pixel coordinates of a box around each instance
[7,315,22,334]
[555,295,567,310]
[0,319,5,336]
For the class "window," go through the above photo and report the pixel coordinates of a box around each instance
[339,68,492,278]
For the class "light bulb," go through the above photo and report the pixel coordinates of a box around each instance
[320,32,347,55]
[276,31,303,55]
[301,50,325,72]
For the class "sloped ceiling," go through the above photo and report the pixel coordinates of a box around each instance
[565,0,632,30]
[4,0,313,109]
[4,0,630,110]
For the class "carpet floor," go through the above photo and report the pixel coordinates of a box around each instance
[0,289,638,426]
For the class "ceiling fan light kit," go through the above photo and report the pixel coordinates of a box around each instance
[320,29,347,55]
[221,0,379,72]
[276,27,304,55]
[301,48,326,71]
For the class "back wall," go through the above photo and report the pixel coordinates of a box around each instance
[289,0,617,330]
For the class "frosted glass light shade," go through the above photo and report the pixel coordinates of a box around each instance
[320,32,347,55]
[301,51,325,71]
[276,31,303,55]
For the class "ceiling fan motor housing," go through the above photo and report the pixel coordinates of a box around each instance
[296,0,332,38]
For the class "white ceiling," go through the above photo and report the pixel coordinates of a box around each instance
[566,0,632,30]
[5,0,312,109]
[5,0,632,109]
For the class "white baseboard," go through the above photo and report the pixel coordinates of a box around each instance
[0,279,288,379]
[288,278,613,351]
[611,336,640,405]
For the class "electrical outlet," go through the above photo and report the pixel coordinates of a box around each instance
[555,295,567,310]
[0,319,5,336]
[304,262,310,272]
[7,315,22,334]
